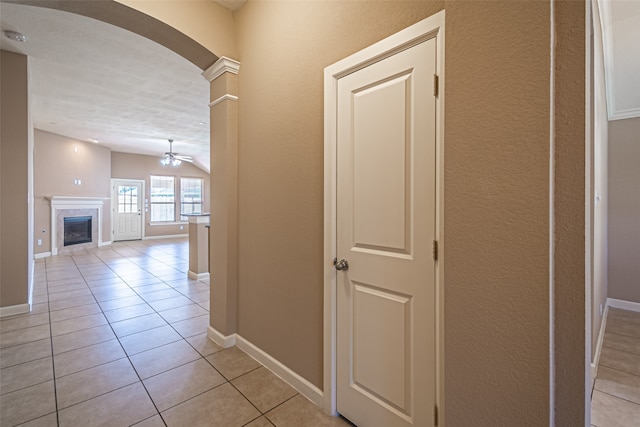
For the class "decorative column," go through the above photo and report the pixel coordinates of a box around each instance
[187,214,210,280]
[202,57,240,342]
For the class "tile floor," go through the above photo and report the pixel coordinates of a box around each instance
[0,238,350,427]
[592,307,640,426]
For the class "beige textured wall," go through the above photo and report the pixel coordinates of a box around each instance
[0,50,30,308]
[608,117,640,303]
[115,0,236,60]
[234,0,444,391]
[34,130,112,254]
[111,152,210,238]
[444,1,553,424]
[553,1,586,424]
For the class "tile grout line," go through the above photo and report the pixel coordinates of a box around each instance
[69,252,168,427]
[593,388,640,408]
[44,256,61,427]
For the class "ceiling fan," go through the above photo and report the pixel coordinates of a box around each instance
[160,139,193,166]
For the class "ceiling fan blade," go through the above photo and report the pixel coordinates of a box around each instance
[175,156,193,162]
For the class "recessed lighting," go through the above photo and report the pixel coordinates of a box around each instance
[4,30,27,42]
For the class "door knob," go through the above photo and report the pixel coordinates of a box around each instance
[334,258,349,271]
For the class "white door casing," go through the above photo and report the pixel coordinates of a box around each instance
[324,11,445,427]
[112,179,144,241]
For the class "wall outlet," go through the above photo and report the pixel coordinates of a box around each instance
[37,239,42,246]
[180,225,184,230]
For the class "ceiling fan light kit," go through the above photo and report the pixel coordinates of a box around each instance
[160,139,193,166]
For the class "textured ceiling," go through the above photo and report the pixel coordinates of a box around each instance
[0,2,212,172]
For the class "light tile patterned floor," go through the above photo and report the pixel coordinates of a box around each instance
[0,238,350,427]
[592,307,640,427]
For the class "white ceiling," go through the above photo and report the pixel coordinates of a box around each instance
[0,2,214,172]
[0,0,637,172]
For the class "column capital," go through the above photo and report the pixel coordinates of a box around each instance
[202,56,240,82]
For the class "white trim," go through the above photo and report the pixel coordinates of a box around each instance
[188,271,210,280]
[0,303,31,318]
[207,325,236,348]
[236,335,324,408]
[609,108,640,121]
[323,10,445,419]
[209,94,238,108]
[585,2,594,425]
[143,234,188,241]
[591,304,608,387]
[34,252,51,259]
[202,56,240,82]
[48,196,108,255]
[606,298,640,312]
[99,241,112,247]
[548,0,556,424]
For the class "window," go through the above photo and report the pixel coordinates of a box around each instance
[117,185,139,213]
[180,177,203,221]
[150,175,175,222]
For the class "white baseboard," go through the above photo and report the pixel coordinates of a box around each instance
[143,234,188,241]
[188,271,210,280]
[235,335,324,408]
[205,327,325,408]
[0,303,31,318]
[592,298,640,383]
[606,298,640,312]
[592,304,609,383]
[99,240,112,247]
[207,325,236,348]
[34,252,51,259]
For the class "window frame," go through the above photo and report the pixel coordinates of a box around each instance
[149,175,176,223]
[180,177,204,221]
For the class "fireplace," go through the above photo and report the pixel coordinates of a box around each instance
[48,196,107,256]
[63,216,92,246]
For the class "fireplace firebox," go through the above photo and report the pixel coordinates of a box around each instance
[64,216,92,246]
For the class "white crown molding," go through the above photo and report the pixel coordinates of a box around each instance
[202,56,240,82]
[609,107,640,121]
[209,94,239,108]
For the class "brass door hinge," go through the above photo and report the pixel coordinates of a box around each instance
[433,240,438,261]
[433,74,439,97]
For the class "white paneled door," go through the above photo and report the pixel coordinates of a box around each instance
[112,179,143,241]
[336,37,438,426]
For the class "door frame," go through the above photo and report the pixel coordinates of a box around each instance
[323,10,446,422]
[111,178,145,241]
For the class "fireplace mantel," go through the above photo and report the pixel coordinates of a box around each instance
[48,196,110,255]
[47,196,110,207]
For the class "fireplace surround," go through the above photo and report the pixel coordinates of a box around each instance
[48,196,109,255]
